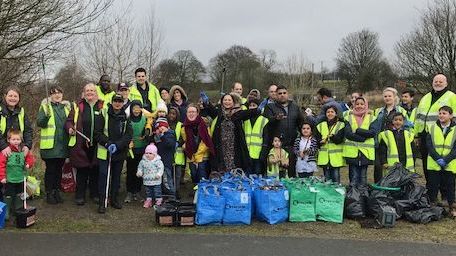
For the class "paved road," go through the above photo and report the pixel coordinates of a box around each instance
[0,232,455,256]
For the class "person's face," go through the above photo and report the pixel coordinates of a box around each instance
[222,95,234,109]
[158,126,168,134]
[249,102,258,109]
[272,137,282,148]
[439,110,452,124]
[132,105,142,117]
[383,91,395,106]
[232,83,243,95]
[8,134,21,147]
[268,85,277,100]
[401,93,413,105]
[186,106,198,121]
[276,89,288,103]
[432,74,448,92]
[50,90,63,103]
[119,88,129,99]
[112,99,124,111]
[161,90,169,101]
[135,72,147,85]
[326,108,336,121]
[249,91,258,99]
[350,93,360,106]
[301,124,312,137]
[157,110,167,118]
[392,115,404,129]
[354,99,366,112]
[145,152,156,160]
[315,94,325,105]
[5,90,19,107]
[168,110,178,121]
[100,76,110,89]
[173,89,182,101]
[84,85,97,101]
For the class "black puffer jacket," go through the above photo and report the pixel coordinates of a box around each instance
[0,104,33,150]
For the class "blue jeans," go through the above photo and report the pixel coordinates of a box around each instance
[323,167,340,184]
[145,185,162,200]
[349,165,368,186]
[190,161,208,183]
[163,167,175,195]
[98,160,123,197]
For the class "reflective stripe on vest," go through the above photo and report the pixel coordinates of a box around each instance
[343,113,375,160]
[40,103,70,149]
[415,91,455,134]
[317,121,345,167]
[380,130,415,172]
[0,107,25,135]
[174,122,185,165]
[427,124,456,173]
[244,116,269,159]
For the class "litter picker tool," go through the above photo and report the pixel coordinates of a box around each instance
[41,54,50,104]
[75,129,91,143]
[104,154,112,208]
[16,168,37,228]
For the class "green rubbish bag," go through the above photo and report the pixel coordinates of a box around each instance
[315,183,346,223]
[289,183,317,222]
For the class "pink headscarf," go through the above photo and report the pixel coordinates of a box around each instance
[352,97,369,127]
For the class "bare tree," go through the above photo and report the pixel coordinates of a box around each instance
[396,0,456,89]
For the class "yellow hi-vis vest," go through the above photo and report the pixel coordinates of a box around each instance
[427,124,456,173]
[40,103,70,149]
[415,90,456,135]
[0,106,25,135]
[96,85,115,108]
[379,130,415,172]
[174,122,185,165]
[316,121,345,167]
[210,116,218,137]
[243,116,268,159]
[97,108,127,160]
[128,82,162,112]
[343,113,375,160]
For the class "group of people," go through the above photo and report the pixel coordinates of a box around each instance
[0,68,455,219]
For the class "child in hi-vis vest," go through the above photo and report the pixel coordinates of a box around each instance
[267,136,289,178]
[426,106,456,216]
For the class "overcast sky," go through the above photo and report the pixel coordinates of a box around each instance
[132,0,430,71]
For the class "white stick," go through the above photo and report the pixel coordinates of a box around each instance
[23,175,27,209]
[104,154,111,208]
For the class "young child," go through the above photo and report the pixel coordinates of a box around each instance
[344,97,377,186]
[267,136,289,178]
[168,106,184,199]
[426,106,456,216]
[154,119,177,196]
[0,130,35,220]
[136,144,163,208]
[379,113,415,172]
[294,122,318,178]
[315,106,345,183]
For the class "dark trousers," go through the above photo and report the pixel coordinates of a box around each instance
[43,158,66,192]
[248,158,263,176]
[349,165,368,186]
[75,166,99,199]
[98,160,123,198]
[126,155,142,194]
[374,148,385,183]
[5,182,23,197]
[145,185,162,200]
[286,145,297,178]
[297,172,313,178]
[420,135,429,181]
[427,170,455,206]
[323,166,340,183]
[174,165,183,192]
[190,161,208,183]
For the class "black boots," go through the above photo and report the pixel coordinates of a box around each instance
[111,194,122,209]
[54,190,64,204]
[46,191,58,205]
[98,196,106,214]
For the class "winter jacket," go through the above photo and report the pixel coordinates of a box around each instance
[37,99,70,159]
[94,105,132,162]
[64,99,104,168]
[263,100,304,147]
[310,98,344,124]
[0,144,35,183]
[426,121,456,163]
[154,130,176,169]
[168,85,188,122]
[344,117,378,166]
[181,126,211,163]
[137,155,164,186]
[0,104,33,151]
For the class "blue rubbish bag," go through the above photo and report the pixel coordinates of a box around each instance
[221,185,252,225]
[254,185,289,224]
[0,201,6,229]
[196,185,225,225]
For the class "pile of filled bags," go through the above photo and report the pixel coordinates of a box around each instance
[195,169,346,225]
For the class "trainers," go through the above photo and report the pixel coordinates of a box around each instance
[124,192,133,203]
[143,198,152,208]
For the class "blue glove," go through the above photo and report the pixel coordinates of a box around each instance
[437,158,446,167]
[107,144,117,154]
[258,99,267,111]
[200,91,209,105]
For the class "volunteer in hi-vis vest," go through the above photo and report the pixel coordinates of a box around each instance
[167,106,185,198]
[37,86,70,205]
[95,74,115,108]
[94,94,132,214]
[65,83,104,206]
[0,87,33,202]
[128,67,163,113]
[415,74,456,181]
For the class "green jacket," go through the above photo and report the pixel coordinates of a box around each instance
[37,101,70,159]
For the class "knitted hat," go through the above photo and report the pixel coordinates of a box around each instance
[145,143,157,154]
[156,101,168,114]
[155,118,169,129]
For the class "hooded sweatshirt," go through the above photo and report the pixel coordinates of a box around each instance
[136,154,164,186]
